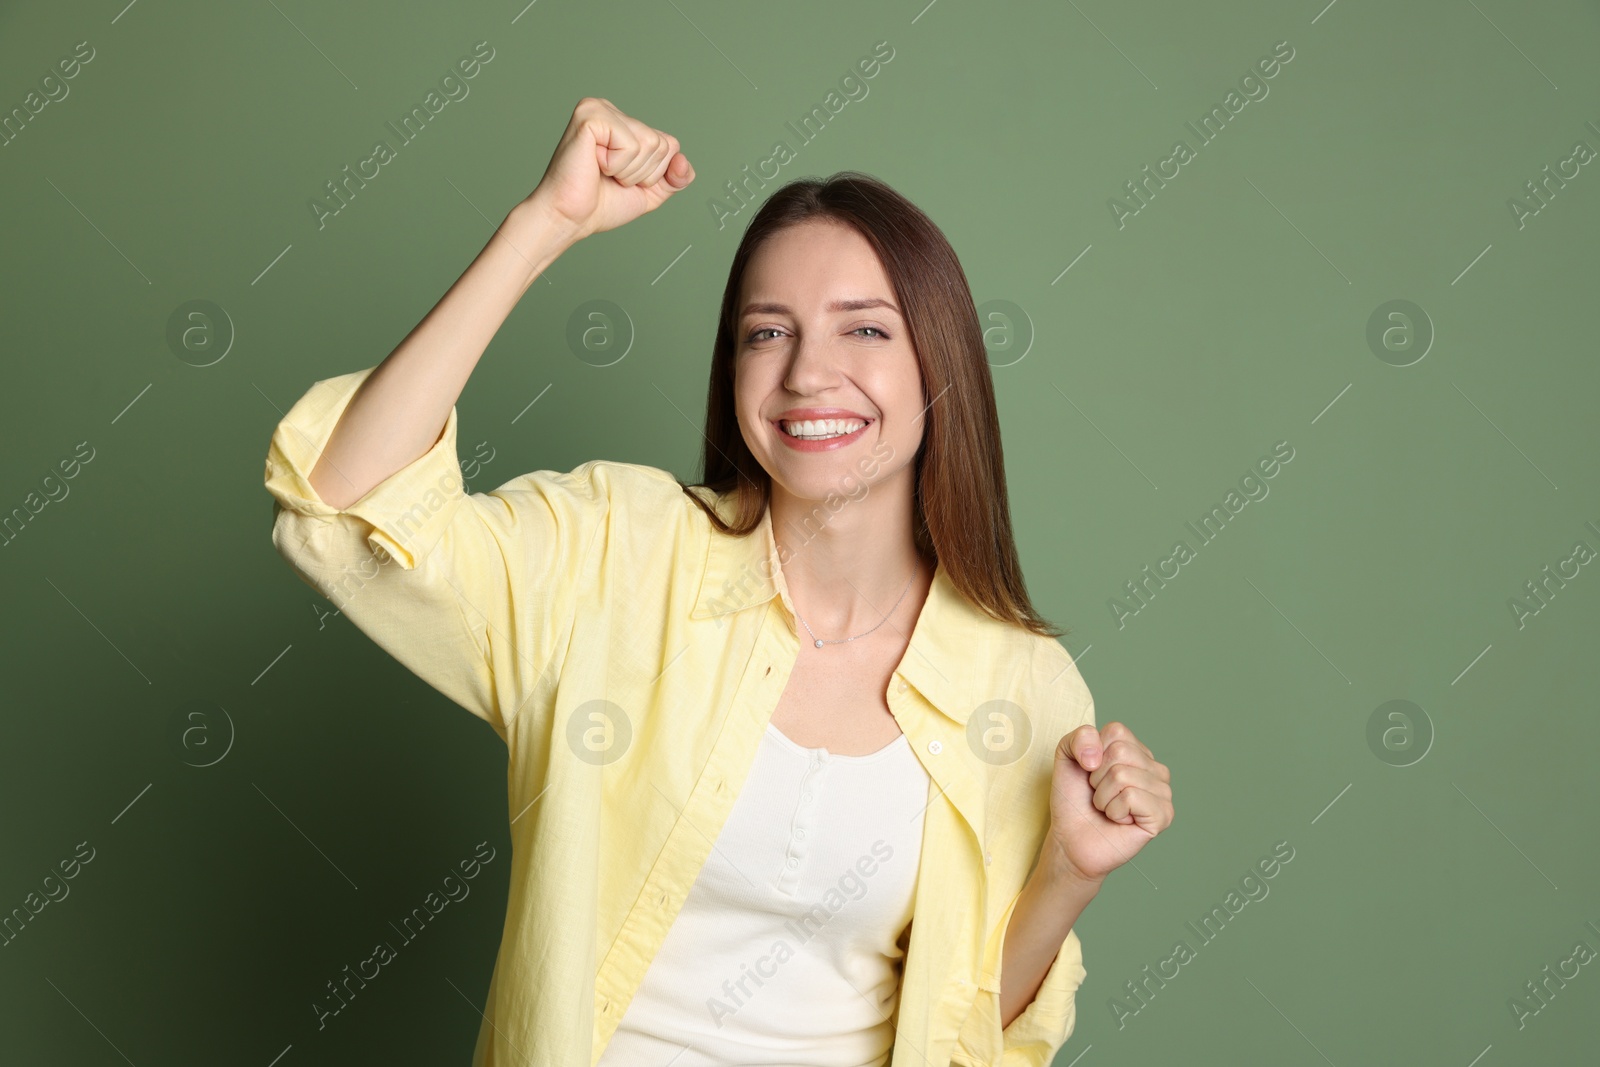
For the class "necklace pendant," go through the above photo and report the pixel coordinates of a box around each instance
[814,638,825,648]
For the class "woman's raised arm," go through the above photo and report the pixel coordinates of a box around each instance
[309,96,695,509]
[265,98,693,737]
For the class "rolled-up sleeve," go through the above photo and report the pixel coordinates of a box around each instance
[264,366,467,570]
[263,365,615,740]
[951,886,1087,1066]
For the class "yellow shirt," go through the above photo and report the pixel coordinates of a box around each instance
[263,365,1095,1067]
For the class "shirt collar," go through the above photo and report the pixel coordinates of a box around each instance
[689,491,980,728]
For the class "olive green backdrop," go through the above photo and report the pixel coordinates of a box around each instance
[2,0,1596,1063]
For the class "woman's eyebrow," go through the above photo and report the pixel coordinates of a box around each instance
[739,297,902,318]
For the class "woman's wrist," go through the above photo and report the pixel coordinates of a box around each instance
[514,192,584,243]
[1038,839,1107,893]
[503,195,583,292]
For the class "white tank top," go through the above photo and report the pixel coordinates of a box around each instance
[596,719,931,1067]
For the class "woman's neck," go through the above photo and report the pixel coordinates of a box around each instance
[768,477,930,636]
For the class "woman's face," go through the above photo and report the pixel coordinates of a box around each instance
[733,219,925,506]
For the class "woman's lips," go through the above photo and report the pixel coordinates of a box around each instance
[774,419,871,452]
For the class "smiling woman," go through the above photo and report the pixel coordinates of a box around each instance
[265,96,1173,1067]
[686,174,1061,645]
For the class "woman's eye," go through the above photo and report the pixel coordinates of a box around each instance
[746,326,888,343]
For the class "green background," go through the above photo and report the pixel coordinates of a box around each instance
[2,0,1596,1063]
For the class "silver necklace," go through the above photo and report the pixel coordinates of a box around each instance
[794,571,916,649]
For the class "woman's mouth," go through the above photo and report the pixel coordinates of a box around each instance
[776,418,871,451]
[780,418,866,440]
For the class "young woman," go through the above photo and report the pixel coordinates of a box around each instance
[264,97,1173,1067]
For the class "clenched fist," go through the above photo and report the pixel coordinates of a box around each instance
[528,97,695,242]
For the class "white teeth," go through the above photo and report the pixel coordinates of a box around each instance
[782,418,866,440]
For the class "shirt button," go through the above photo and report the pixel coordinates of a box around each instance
[984,850,992,866]
[898,680,908,693]
[788,858,799,868]
[795,829,805,839]
[928,740,943,754]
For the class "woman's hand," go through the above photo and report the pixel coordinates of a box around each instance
[526,97,694,242]
[1043,721,1174,885]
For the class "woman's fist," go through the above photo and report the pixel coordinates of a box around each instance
[529,97,694,241]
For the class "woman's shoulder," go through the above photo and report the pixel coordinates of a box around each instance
[928,583,1093,730]
[1027,633,1091,701]
[958,610,1092,704]
[965,629,1094,833]
[475,461,713,581]
[489,458,702,514]
[995,628,1096,742]
[1029,633,1094,729]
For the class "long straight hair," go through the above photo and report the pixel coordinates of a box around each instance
[676,171,1066,640]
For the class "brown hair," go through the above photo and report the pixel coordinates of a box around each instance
[675,170,1066,640]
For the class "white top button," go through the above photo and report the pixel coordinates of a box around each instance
[898,680,908,693]
[928,740,943,754]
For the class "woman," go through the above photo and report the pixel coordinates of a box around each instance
[264,97,1173,1067]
